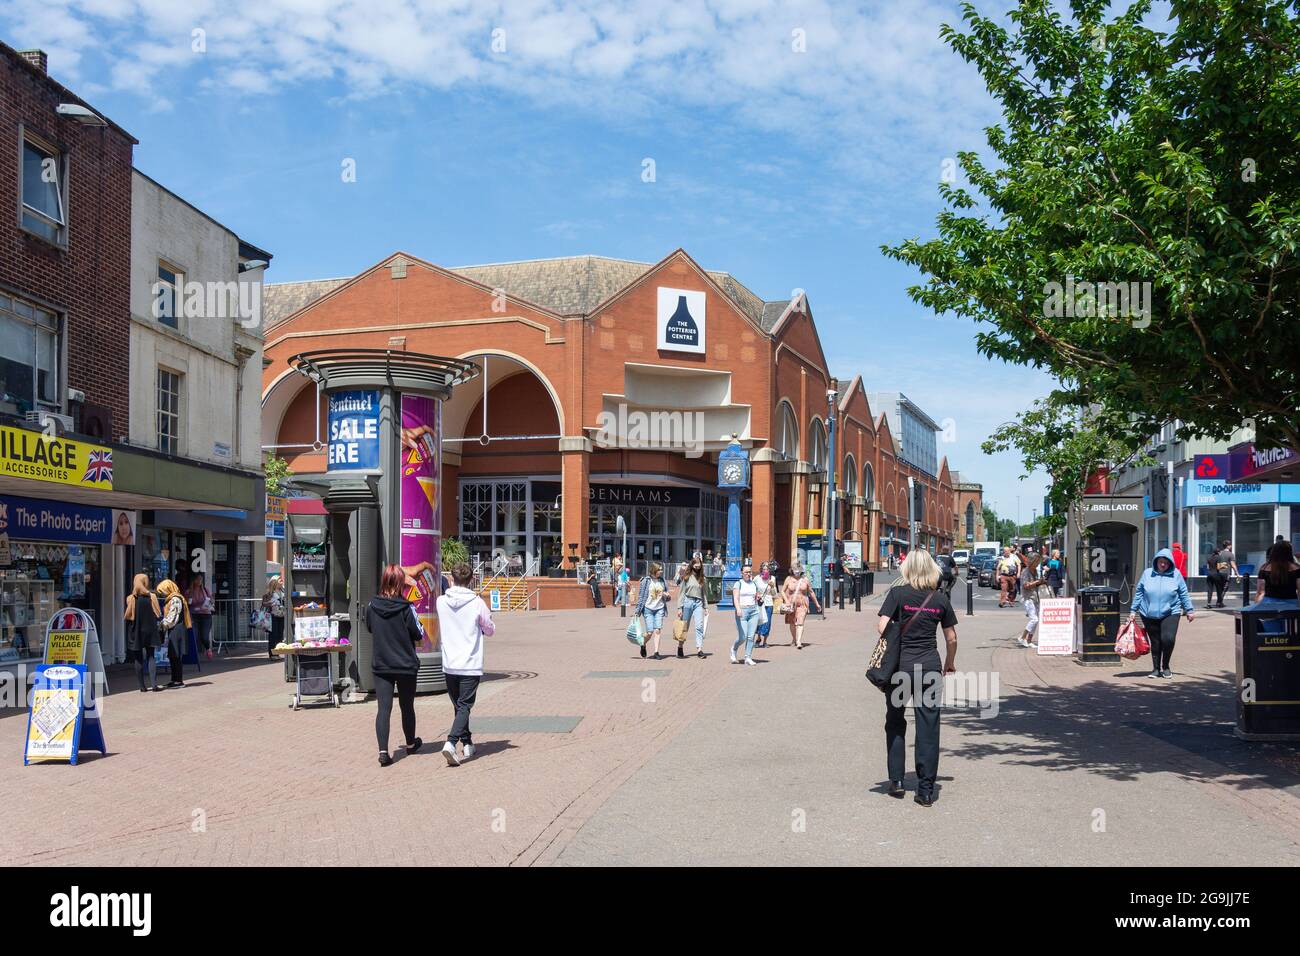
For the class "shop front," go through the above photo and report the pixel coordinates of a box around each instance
[1182,476,1300,575]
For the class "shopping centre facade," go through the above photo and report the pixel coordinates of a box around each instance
[261,249,979,588]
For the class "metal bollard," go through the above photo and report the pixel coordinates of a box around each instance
[838,579,845,610]
[966,578,974,617]
[1242,573,1251,608]
[855,582,861,612]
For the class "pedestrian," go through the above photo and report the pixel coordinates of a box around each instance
[1170,541,1189,580]
[187,572,215,660]
[1205,540,1237,608]
[755,562,778,647]
[1044,549,1064,597]
[780,561,822,649]
[677,554,710,659]
[876,550,958,806]
[1131,547,1195,679]
[436,562,495,765]
[1247,541,1300,634]
[155,579,191,688]
[996,546,1020,607]
[123,572,162,693]
[585,564,606,608]
[611,554,623,605]
[363,564,425,767]
[616,560,630,607]
[730,562,762,666]
[262,576,286,658]
[1017,553,1046,648]
[635,561,671,660]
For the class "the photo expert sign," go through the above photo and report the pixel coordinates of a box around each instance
[327,390,380,470]
[657,287,706,354]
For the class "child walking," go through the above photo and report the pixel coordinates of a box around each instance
[436,563,496,765]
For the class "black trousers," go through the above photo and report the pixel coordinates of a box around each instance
[589,581,605,607]
[374,672,418,752]
[167,641,184,684]
[136,646,158,689]
[884,665,942,796]
[193,614,213,652]
[1206,573,1227,605]
[268,615,284,656]
[445,673,481,745]
[1140,614,1180,671]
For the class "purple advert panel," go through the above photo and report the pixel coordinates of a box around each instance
[399,394,441,652]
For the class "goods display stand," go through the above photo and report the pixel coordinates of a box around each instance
[273,644,349,709]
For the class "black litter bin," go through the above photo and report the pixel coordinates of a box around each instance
[1235,607,1300,740]
[1077,586,1120,665]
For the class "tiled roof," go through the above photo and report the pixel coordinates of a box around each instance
[263,254,777,329]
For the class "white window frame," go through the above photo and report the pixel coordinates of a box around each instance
[0,290,62,413]
[18,127,69,247]
[155,260,183,330]
[157,367,182,456]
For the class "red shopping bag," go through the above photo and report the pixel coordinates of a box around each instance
[1114,618,1141,660]
[1131,617,1150,656]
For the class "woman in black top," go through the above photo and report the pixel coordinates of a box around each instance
[1251,542,1300,634]
[363,564,425,766]
[123,573,162,692]
[876,550,958,806]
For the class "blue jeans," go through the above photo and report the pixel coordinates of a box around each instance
[732,605,762,659]
[757,605,772,638]
[680,597,705,649]
[1243,596,1299,635]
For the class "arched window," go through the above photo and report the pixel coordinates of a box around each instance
[965,501,975,540]
[776,401,800,460]
[861,462,874,503]
[842,455,857,497]
[809,418,828,469]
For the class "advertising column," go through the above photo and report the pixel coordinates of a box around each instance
[400,395,441,652]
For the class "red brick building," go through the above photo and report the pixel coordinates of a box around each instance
[263,249,968,590]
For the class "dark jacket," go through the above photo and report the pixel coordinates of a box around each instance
[364,596,424,676]
[126,593,160,654]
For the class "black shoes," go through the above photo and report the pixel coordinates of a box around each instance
[640,645,647,658]
[378,752,393,767]
[697,650,705,659]
[405,737,422,754]
[914,792,935,807]
[676,645,684,659]
[888,780,905,799]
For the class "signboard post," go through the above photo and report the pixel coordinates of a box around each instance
[1036,598,1076,655]
[796,530,825,593]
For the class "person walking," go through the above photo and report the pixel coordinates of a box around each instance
[187,572,215,660]
[781,562,822,649]
[262,576,286,658]
[1170,542,1189,580]
[611,555,623,606]
[1131,547,1195,679]
[677,555,710,659]
[124,573,162,693]
[730,562,763,666]
[585,564,606,608]
[1044,549,1064,597]
[1017,553,1046,648]
[635,562,671,660]
[616,560,630,608]
[996,546,1020,607]
[156,579,191,688]
[754,562,778,648]
[436,563,495,765]
[1205,541,1237,608]
[364,565,424,766]
[876,550,958,806]
[1247,541,1300,634]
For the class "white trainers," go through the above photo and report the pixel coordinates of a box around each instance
[729,653,738,664]
[462,743,475,760]
[744,657,756,666]
[442,741,461,766]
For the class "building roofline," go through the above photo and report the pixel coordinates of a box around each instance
[2,41,138,144]
[134,167,273,263]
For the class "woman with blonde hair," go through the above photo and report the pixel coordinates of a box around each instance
[875,550,958,806]
[635,561,671,660]
[156,578,192,688]
[262,575,286,658]
[124,573,162,692]
[1018,553,1046,648]
[781,562,822,649]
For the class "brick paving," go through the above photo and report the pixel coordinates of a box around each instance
[2,596,1297,866]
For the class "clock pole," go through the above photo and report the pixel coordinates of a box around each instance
[715,435,749,610]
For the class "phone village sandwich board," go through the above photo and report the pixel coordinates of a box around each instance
[24,607,108,765]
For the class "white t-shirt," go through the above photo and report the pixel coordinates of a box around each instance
[644,578,666,611]
[733,579,759,608]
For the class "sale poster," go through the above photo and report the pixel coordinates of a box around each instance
[400,395,441,652]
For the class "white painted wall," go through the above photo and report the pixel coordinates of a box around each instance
[129,171,266,471]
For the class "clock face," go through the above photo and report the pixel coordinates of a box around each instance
[721,461,744,484]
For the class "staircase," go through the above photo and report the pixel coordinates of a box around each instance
[477,573,533,611]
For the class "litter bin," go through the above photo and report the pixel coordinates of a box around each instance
[1235,607,1300,740]
[1077,586,1120,665]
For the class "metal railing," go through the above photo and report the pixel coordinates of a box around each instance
[212,598,269,654]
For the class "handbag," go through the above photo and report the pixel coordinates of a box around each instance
[625,615,647,646]
[866,591,937,690]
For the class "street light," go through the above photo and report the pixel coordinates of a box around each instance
[824,387,838,613]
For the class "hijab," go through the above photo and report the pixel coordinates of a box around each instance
[156,579,192,629]
[124,572,161,621]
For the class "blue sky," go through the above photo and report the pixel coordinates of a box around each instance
[4,0,1074,527]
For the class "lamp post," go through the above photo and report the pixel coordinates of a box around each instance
[824,387,839,611]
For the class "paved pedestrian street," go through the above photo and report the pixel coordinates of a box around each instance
[3,597,1298,867]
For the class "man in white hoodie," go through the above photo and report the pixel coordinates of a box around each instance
[436,563,495,765]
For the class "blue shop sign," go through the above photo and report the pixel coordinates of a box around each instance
[0,495,111,543]
[327,390,380,471]
[1183,480,1300,507]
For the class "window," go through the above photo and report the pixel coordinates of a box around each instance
[155,262,181,329]
[21,135,68,245]
[862,462,874,503]
[776,401,799,459]
[0,292,59,414]
[809,418,827,470]
[157,368,181,455]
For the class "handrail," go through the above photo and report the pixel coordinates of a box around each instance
[528,588,541,611]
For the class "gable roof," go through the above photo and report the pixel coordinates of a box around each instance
[263,252,781,329]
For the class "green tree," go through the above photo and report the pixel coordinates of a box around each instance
[886,0,1300,463]
[263,453,291,495]
[440,537,470,570]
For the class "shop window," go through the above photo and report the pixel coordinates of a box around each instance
[0,293,59,415]
[21,133,68,245]
[1196,508,1233,574]
[1,542,98,661]
[157,368,182,455]
[1236,507,1274,571]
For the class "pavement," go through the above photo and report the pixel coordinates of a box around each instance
[2,586,1298,867]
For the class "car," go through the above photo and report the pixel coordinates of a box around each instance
[977,557,999,588]
[952,549,970,567]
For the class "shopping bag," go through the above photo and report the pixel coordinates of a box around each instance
[1131,618,1150,656]
[672,618,688,643]
[1114,619,1141,660]
[625,615,646,646]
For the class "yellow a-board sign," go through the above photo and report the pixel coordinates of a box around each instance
[44,628,88,666]
[25,681,82,763]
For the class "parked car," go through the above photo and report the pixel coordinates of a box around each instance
[977,557,999,588]
[952,549,970,567]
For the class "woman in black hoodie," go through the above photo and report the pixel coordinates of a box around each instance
[363,564,425,766]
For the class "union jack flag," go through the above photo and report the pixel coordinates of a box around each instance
[81,450,113,484]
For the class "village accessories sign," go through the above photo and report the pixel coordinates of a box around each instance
[656,287,706,354]
[0,424,113,490]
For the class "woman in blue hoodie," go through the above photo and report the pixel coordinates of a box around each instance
[1130,548,1195,679]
